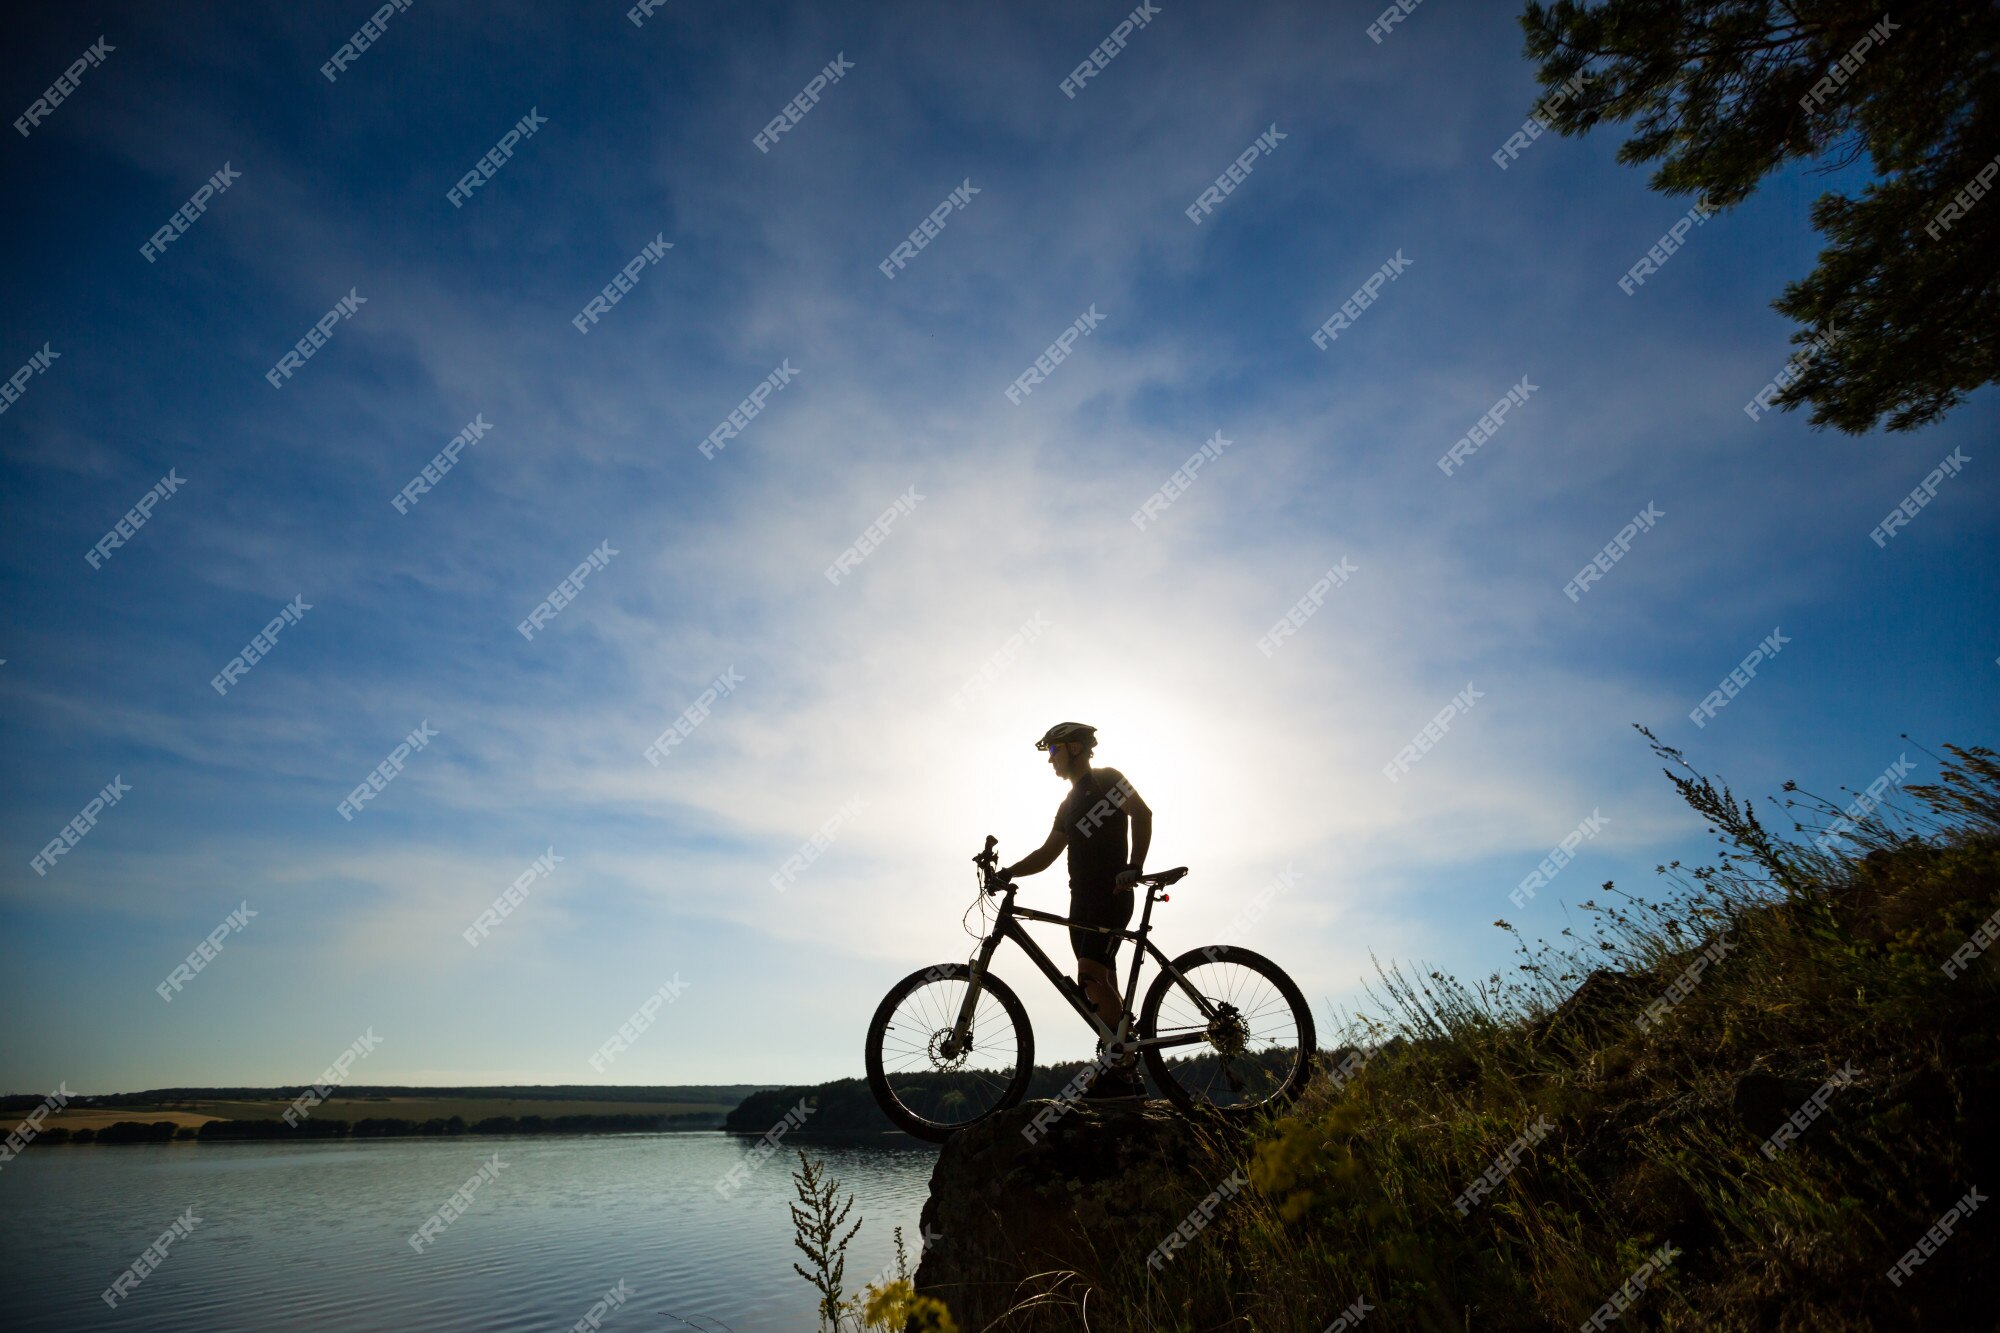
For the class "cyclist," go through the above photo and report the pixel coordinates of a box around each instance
[998,722,1152,1099]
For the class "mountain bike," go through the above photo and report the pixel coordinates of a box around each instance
[863,835,1315,1142]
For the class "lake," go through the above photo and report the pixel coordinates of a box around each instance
[0,1132,939,1331]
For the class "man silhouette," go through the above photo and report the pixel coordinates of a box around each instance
[999,722,1152,1099]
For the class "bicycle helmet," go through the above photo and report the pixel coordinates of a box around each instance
[1036,722,1097,751]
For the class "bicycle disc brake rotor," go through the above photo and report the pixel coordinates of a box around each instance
[928,1026,971,1071]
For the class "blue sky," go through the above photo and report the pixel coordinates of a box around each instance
[3,1,1994,1093]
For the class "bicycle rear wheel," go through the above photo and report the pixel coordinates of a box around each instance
[865,963,1034,1143]
[1140,945,1315,1120]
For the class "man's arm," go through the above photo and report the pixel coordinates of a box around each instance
[1003,813,1068,880]
[1108,769,1152,890]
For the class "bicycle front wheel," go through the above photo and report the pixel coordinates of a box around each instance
[1140,945,1315,1120]
[864,963,1034,1143]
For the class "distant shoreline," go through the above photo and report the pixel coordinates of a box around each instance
[28,1111,728,1147]
[3,1086,782,1149]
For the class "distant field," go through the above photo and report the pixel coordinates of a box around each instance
[37,1109,218,1131]
[37,1096,732,1131]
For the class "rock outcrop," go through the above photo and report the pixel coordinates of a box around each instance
[911,1097,1247,1330]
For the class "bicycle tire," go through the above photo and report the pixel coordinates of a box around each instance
[1139,944,1315,1120]
[864,962,1035,1143]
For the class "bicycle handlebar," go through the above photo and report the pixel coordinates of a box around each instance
[973,835,1184,896]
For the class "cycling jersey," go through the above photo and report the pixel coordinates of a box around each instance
[1060,767,1134,963]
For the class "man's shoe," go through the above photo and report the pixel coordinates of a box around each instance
[1082,1064,1145,1101]
[1077,1066,1121,1100]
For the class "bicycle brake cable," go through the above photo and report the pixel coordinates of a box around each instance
[961,873,993,942]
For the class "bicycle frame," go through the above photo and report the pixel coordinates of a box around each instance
[943,877,1224,1063]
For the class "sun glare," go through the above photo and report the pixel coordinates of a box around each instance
[930,672,1238,888]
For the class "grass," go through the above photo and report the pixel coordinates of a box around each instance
[787,1149,958,1333]
[993,735,2000,1331]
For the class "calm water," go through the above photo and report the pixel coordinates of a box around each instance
[0,1132,938,1332]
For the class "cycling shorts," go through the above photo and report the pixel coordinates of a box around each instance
[1067,881,1134,966]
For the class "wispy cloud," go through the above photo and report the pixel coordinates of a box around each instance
[1,1,1991,1089]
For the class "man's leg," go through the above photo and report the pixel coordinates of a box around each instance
[1078,957,1120,1028]
[1069,889,1142,1094]
[1075,954,1137,1095]
[1082,930,1146,1094]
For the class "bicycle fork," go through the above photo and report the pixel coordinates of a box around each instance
[937,942,994,1064]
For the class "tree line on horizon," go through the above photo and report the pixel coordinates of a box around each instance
[0,1082,776,1112]
[16,1109,731,1147]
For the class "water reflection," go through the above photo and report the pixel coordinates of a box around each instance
[0,1132,939,1332]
